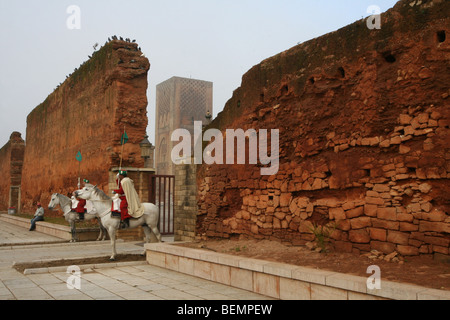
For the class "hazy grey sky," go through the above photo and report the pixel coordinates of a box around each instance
[0,0,398,147]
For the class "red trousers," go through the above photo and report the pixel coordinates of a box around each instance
[119,197,132,220]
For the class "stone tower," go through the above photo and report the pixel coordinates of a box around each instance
[155,76,213,175]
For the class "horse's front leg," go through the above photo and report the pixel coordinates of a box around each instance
[102,226,107,241]
[70,221,77,243]
[108,227,117,261]
[95,219,102,241]
[96,219,107,241]
[100,223,107,241]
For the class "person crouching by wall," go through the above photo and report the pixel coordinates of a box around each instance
[30,202,45,231]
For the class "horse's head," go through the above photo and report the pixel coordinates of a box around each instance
[75,184,111,202]
[75,184,96,200]
[48,193,61,210]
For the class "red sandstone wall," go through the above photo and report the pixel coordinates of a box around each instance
[21,40,150,213]
[197,0,450,256]
[0,132,25,211]
[0,140,12,211]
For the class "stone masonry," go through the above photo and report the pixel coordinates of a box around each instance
[0,132,25,212]
[174,163,197,241]
[196,0,450,257]
[156,77,213,175]
[20,39,150,213]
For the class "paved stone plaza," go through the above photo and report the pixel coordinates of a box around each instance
[0,221,272,300]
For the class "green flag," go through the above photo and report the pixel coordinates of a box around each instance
[121,131,129,145]
[76,151,82,162]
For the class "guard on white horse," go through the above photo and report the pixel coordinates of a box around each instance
[48,193,107,242]
[112,170,147,229]
[71,195,87,220]
[75,183,161,260]
[113,171,132,228]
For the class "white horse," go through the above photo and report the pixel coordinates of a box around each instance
[48,193,107,242]
[75,184,161,260]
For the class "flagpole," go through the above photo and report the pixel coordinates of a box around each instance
[76,151,82,189]
[78,161,81,189]
[119,125,126,171]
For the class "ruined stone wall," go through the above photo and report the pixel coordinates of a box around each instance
[21,40,150,214]
[0,132,25,211]
[0,143,10,210]
[197,0,450,256]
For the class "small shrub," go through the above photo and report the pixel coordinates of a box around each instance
[309,222,338,253]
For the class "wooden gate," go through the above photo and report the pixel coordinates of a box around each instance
[149,175,175,235]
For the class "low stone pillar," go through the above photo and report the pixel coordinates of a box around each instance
[174,163,198,242]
